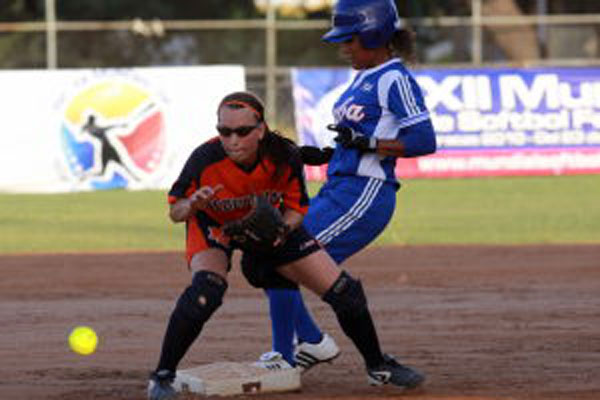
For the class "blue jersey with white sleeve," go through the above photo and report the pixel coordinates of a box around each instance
[327,58,434,186]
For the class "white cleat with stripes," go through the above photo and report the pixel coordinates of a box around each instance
[252,351,295,371]
[295,333,341,373]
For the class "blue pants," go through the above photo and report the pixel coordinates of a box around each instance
[304,175,397,263]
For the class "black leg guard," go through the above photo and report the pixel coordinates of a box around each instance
[178,270,228,320]
[322,270,368,316]
[156,271,228,372]
[322,271,385,368]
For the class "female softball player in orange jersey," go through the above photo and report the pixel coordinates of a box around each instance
[147,91,424,400]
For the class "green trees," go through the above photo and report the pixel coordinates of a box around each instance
[0,0,264,68]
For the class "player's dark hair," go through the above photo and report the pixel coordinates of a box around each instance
[219,91,265,122]
[389,27,417,64]
[218,91,297,183]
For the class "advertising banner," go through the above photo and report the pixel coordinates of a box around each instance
[292,67,600,179]
[0,66,244,193]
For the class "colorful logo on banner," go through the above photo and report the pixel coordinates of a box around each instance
[60,79,166,189]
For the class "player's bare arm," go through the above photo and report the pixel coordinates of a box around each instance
[282,209,303,232]
[373,139,406,157]
[329,122,436,158]
[169,184,224,222]
[271,208,304,247]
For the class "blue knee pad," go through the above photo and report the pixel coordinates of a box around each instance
[322,271,367,318]
[176,271,228,322]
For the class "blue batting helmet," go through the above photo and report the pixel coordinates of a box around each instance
[322,0,402,49]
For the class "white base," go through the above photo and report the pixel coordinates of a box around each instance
[172,362,301,396]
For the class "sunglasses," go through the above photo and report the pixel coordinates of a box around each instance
[216,121,261,138]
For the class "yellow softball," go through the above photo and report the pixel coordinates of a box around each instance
[68,326,98,355]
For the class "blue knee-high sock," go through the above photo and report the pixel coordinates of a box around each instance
[266,288,297,366]
[293,291,323,345]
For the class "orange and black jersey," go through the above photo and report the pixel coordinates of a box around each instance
[168,137,310,224]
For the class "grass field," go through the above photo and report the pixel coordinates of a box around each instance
[387,174,600,245]
[1,175,598,253]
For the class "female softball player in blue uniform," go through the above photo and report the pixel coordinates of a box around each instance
[250,0,437,376]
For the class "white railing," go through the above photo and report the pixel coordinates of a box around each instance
[3,0,599,122]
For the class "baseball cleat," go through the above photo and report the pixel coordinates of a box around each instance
[147,369,177,400]
[366,354,424,388]
[295,333,341,373]
[252,351,295,370]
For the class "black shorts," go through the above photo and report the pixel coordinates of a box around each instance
[240,225,322,289]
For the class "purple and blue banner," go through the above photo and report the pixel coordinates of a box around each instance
[292,67,600,179]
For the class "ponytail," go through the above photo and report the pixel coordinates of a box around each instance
[258,130,298,183]
[390,28,417,64]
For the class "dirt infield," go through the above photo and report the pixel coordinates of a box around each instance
[1,245,599,400]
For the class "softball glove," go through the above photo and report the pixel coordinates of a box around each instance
[223,195,289,252]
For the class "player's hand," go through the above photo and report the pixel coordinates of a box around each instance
[272,223,291,247]
[299,146,334,165]
[327,124,377,152]
[189,184,224,211]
